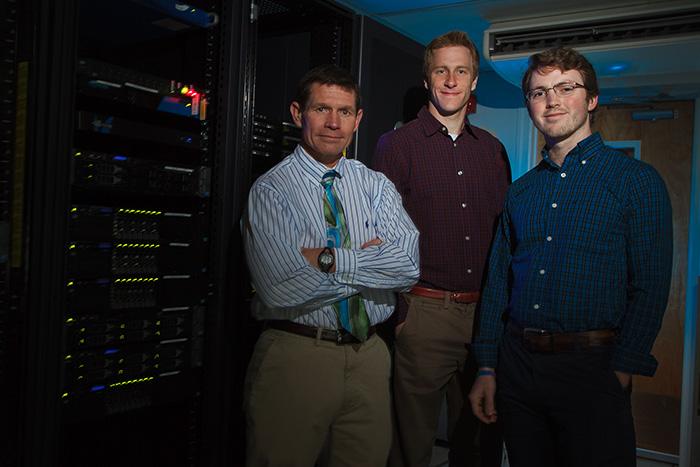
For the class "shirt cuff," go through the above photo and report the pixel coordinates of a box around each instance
[333,248,357,284]
[611,345,658,376]
[472,341,498,369]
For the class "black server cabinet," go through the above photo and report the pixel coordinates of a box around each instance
[249,0,355,181]
[353,15,425,165]
[11,1,252,466]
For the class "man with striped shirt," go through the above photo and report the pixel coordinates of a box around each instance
[469,47,672,467]
[243,65,420,467]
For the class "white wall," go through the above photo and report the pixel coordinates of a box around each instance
[468,104,536,181]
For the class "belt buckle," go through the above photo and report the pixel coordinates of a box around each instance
[449,292,459,302]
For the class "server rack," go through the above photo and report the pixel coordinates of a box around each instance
[250,0,355,181]
[12,1,251,465]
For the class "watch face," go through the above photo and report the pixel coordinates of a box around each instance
[318,248,334,272]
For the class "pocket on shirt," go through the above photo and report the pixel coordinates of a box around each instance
[566,186,625,254]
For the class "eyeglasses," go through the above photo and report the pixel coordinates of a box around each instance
[525,82,586,102]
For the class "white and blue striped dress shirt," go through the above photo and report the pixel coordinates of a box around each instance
[244,145,420,328]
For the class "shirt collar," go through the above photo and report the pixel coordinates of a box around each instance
[292,145,348,184]
[417,106,478,139]
[541,132,604,168]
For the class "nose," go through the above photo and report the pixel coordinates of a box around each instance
[545,88,560,107]
[445,71,457,88]
[325,111,341,129]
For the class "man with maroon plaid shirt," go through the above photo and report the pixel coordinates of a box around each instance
[373,31,510,467]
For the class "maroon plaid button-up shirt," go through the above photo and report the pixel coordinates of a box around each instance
[373,107,511,322]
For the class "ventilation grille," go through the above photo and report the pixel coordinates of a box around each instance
[258,0,290,17]
[489,9,700,56]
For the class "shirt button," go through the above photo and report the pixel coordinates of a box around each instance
[561,172,567,178]
[581,160,587,165]
[453,142,457,147]
[551,203,558,208]
[539,269,546,275]
[465,236,471,241]
[546,236,552,242]
[533,304,540,310]
[467,269,472,274]
[457,170,463,176]
[461,203,467,208]
[442,127,447,132]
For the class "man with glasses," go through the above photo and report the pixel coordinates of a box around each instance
[468,47,672,466]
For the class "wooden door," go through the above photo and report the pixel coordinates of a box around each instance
[538,101,693,455]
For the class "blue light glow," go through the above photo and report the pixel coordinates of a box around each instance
[113,155,128,161]
[104,348,119,355]
[608,64,627,72]
[90,385,106,392]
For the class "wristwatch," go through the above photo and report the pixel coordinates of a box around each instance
[317,247,335,273]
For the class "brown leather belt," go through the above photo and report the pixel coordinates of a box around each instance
[409,286,480,304]
[508,322,616,353]
[265,320,376,345]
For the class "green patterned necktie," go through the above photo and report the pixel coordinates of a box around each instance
[321,170,370,341]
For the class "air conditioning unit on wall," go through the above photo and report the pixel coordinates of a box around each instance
[483,0,700,100]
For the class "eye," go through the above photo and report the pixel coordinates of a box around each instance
[557,84,576,94]
[340,109,352,117]
[434,68,446,75]
[528,89,546,100]
[314,106,329,113]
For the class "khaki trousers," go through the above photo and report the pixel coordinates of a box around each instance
[244,328,392,467]
[391,294,498,467]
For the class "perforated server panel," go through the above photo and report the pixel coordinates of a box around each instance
[0,0,22,461]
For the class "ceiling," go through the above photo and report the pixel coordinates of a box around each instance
[335,0,700,105]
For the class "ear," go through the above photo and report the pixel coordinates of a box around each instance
[470,75,479,92]
[290,101,303,127]
[424,79,429,90]
[353,109,364,132]
[587,95,599,112]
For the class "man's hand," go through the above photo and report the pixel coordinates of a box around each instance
[614,371,632,390]
[361,238,382,249]
[468,369,498,424]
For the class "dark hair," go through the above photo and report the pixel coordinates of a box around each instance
[521,47,599,101]
[295,64,361,111]
[424,31,480,80]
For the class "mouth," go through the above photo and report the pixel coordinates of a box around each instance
[543,112,567,119]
